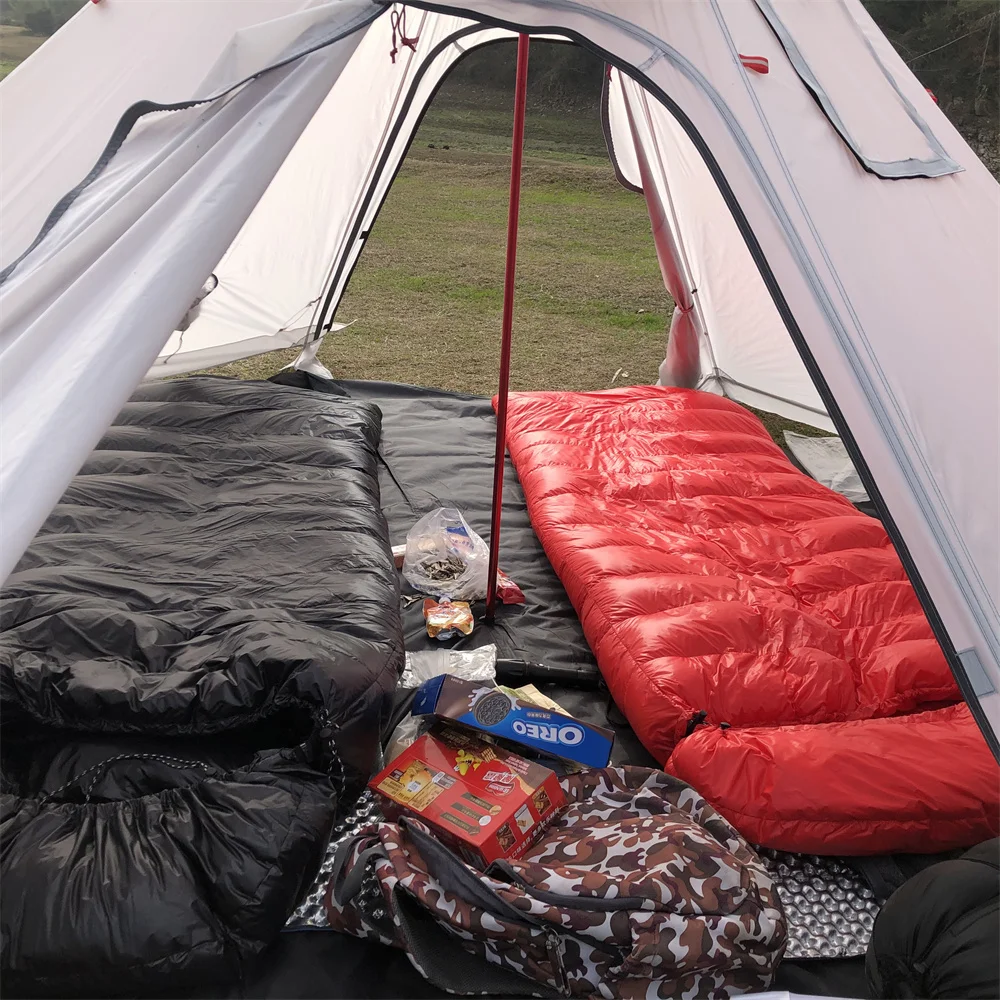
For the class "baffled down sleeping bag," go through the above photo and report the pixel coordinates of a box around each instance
[0,378,403,997]
[501,385,999,855]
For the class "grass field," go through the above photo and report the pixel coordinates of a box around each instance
[207,93,675,397]
[0,25,45,80]
[206,83,822,439]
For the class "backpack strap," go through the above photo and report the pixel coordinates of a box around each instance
[401,818,537,925]
[847,855,910,904]
[390,885,561,997]
[329,835,388,907]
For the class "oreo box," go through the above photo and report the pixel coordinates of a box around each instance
[411,675,614,768]
[370,726,565,867]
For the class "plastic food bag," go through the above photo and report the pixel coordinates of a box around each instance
[384,715,429,764]
[402,508,490,600]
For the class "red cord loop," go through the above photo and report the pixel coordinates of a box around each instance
[390,7,419,64]
[739,53,769,74]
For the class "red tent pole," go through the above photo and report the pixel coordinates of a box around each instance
[485,33,530,625]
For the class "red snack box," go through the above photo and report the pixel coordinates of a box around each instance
[370,726,565,868]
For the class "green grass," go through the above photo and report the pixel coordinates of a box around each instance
[206,91,825,444]
[0,25,45,78]
[207,96,676,397]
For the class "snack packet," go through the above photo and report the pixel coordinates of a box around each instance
[498,684,565,713]
[423,598,475,640]
[495,568,525,605]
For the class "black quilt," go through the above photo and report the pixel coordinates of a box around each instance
[0,378,402,997]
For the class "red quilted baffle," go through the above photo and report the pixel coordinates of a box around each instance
[499,385,999,854]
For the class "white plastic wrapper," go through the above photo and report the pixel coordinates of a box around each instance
[401,507,490,600]
[385,645,498,763]
[784,432,870,505]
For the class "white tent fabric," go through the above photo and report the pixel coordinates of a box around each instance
[150,10,525,377]
[784,432,870,506]
[618,75,704,393]
[0,0,378,583]
[605,68,832,429]
[1,0,998,748]
[0,0,353,265]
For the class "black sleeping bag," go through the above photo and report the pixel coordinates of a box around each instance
[0,378,403,997]
[866,838,999,999]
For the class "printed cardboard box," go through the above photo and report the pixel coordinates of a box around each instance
[370,726,565,867]
[411,674,614,768]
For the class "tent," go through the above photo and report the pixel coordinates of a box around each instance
[1,0,998,753]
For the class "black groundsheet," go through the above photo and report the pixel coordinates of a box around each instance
[194,377,867,1000]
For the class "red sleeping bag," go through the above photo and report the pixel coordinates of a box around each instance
[501,385,998,855]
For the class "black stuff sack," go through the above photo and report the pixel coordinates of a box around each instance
[866,838,999,999]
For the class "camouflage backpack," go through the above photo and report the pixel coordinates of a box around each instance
[325,766,787,998]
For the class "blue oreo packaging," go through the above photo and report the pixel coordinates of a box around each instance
[411,674,614,769]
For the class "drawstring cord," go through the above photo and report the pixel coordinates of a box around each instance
[38,712,344,805]
[41,753,213,804]
[389,6,419,64]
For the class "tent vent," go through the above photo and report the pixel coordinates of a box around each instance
[957,649,995,698]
